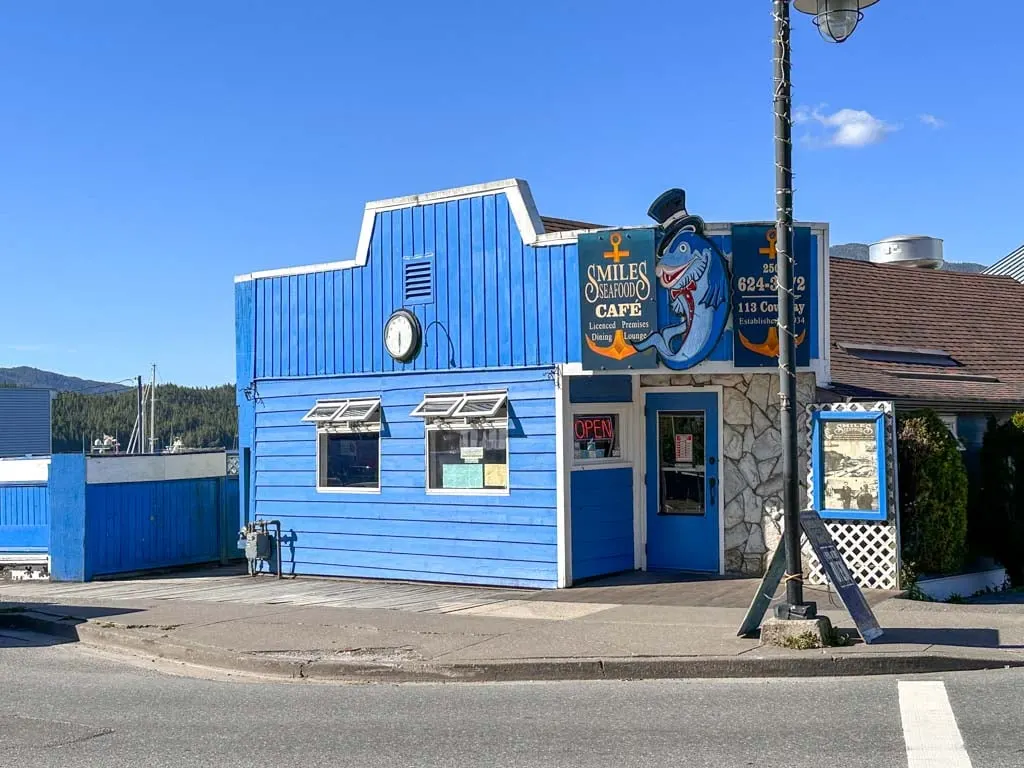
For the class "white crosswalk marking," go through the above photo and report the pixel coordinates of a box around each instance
[899,680,973,768]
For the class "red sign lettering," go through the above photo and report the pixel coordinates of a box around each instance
[573,416,615,442]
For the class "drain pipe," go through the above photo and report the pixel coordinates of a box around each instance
[269,519,283,580]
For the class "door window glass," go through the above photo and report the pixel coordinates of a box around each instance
[657,411,705,515]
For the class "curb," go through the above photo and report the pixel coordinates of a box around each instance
[3,612,1022,683]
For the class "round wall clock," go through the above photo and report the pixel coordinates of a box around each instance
[384,309,422,363]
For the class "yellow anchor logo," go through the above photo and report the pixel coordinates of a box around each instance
[586,232,641,361]
[738,326,807,358]
[760,228,777,260]
[740,228,805,358]
[604,232,630,263]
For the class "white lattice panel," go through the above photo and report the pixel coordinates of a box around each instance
[803,520,899,590]
[802,400,901,591]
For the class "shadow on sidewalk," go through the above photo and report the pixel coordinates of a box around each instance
[91,562,247,582]
[873,626,1021,649]
[0,602,141,649]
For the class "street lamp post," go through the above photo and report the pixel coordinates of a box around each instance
[773,0,879,620]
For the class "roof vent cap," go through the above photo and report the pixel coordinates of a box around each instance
[869,235,944,269]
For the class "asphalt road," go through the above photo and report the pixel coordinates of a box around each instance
[2,628,1022,768]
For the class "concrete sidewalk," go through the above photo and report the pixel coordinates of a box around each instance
[2,570,1023,682]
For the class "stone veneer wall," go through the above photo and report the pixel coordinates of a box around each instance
[639,372,817,577]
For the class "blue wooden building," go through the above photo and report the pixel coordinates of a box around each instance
[235,179,832,588]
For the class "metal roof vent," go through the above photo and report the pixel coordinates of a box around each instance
[869,235,944,269]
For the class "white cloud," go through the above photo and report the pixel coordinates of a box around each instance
[3,344,48,353]
[793,105,898,148]
[919,113,945,129]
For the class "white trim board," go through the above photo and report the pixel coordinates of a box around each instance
[235,178,548,283]
[234,175,830,290]
[555,365,572,587]
[86,452,227,485]
[0,457,49,484]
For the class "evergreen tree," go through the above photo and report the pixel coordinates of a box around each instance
[51,384,237,453]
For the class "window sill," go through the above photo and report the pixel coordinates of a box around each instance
[315,486,381,495]
[571,461,632,471]
[425,489,510,497]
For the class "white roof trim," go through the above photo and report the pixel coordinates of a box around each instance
[235,178,547,283]
[233,176,832,282]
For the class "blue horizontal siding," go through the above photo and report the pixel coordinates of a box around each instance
[251,368,559,588]
[250,194,581,379]
[265,513,555,544]
[0,483,49,552]
[570,468,634,582]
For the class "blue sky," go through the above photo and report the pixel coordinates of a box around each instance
[2,1,1020,386]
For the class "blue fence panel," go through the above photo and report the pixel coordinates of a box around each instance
[0,483,49,552]
[84,476,239,579]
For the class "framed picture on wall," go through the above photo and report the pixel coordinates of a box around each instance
[812,410,888,522]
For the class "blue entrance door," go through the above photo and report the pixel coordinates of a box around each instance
[645,392,720,573]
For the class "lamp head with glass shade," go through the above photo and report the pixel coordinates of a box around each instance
[793,0,880,43]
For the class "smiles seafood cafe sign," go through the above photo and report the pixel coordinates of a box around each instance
[578,229,658,370]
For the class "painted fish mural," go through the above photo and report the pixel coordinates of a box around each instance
[634,192,731,370]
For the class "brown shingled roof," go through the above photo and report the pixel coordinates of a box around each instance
[828,258,1024,409]
[540,215,603,233]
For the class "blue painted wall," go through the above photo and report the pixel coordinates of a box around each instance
[236,278,257,536]
[48,453,240,582]
[49,453,87,581]
[240,194,581,383]
[235,199,823,396]
[570,468,633,581]
[251,367,558,588]
[569,375,633,404]
[0,482,49,552]
[85,476,239,578]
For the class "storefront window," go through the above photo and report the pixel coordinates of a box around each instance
[427,427,508,491]
[319,432,380,489]
[412,390,510,494]
[572,413,621,461]
[304,397,382,493]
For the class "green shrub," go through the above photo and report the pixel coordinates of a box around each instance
[897,410,969,575]
[976,413,1024,585]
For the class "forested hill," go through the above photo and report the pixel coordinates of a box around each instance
[52,384,238,453]
[0,366,130,393]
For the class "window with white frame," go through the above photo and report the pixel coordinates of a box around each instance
[937,414,968,452]
[302,398,382,491]
[411,391,509,492]
[572,412,622,463]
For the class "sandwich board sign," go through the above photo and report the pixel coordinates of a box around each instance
[737,510,884,644]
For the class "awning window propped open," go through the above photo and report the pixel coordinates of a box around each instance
[411,391,508,422]
[302,397,381,427]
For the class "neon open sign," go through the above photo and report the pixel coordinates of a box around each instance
[573,415,615,442]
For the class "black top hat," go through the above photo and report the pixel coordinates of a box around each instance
[647,188,687,225]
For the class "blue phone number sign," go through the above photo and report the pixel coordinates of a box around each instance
[730,224,813,368]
